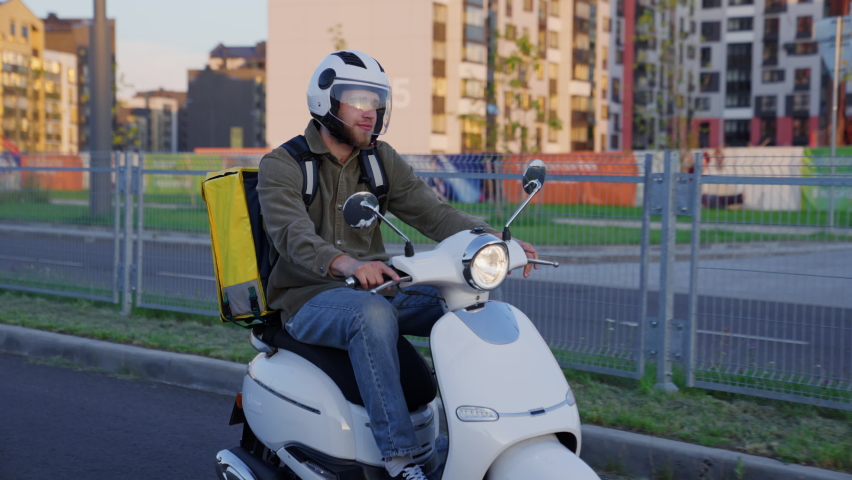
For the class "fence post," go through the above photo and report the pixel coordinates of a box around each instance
[636,152,654,378]
[120,151,134,316]
[684,151,703,388]
[654,150,679,392]
[112,152,122,304]
[134,152,145,309]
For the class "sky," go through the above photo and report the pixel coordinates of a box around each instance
[27,0,268,100]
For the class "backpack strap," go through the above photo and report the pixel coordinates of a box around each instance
[358,146,389,207]
[280,135,389,209]
[280,135,321,209]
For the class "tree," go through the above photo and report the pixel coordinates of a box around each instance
[328,24,347,51]
[632,0,699,157]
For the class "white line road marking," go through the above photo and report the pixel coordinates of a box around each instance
[0,254,83,267]
[157,271,216,281]
[697,329,809,345]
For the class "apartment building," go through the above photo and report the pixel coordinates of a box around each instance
[43,12,116,152]
[0,0,44,153]
[125,93,180,153]
[608,0,831,150]
[607,0,700,151]
[42,49,78,153]
[185,44,266,150]
[267,0,610,154]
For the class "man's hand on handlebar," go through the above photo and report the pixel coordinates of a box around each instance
[511,239,538,278]
[331,255,400,289]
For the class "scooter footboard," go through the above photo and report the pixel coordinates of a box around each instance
[486,434,600,480]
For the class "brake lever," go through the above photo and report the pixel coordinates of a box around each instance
[527,258,559,268]
[370,276,413,295]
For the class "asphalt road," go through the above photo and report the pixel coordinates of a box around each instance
[2,229,850,380]
[0,352,640,480]
[0,352,241,480]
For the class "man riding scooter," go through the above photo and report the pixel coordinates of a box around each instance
[256,50,540,479]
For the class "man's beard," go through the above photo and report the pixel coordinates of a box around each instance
[338,121,373,149]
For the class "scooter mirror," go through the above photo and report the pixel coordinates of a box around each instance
[343,192,380,228]
[522,159,546,194]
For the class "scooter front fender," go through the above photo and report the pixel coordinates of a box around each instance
[486,434,599,480]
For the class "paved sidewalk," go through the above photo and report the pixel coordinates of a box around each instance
[1,323,849,480]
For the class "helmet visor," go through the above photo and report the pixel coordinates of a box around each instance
[330,80,392,136]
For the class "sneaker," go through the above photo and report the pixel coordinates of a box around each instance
[399,463,428,480]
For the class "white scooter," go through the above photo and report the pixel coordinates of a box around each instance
[216,160,600,480]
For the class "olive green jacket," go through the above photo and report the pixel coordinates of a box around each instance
[257,121,492,320]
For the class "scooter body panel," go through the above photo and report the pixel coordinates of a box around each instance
[431,303,583,479]
[242,350,357,460]
[486,434,599,480]
[244,350,441,471]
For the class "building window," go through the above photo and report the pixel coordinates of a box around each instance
[506,0,513,16]
[464,43,486,63]
[612,78,621,102]
[727,17,753,31]
[432,113,446,133]
[461,117,483,151]
[9,21,14,36]
[610,134,619,149]
[548,125,559,142]
[575,1,591,19]
[762,69,784,83]
[433,77,448,96]
[616,49,623,65]
[602,47,609,68]
[700,47,712,67]
[792,118,809,145]
[21,25,28,40]
[506,24,517,40]
[524,0,533,11]
[695,97,710,111]
[603,16,611,33]
[729,0,753,4]
[763,41,778,65]
[573,63,589,80]
[702,0,721,8]
[789,42,817,55]
[796,16,813,38]
[700,72,720,92]
[760,118,777,146]
[699,122,711,148]
[795,68,810,90]
[687,45,696,60]
[701,21,721,41]
[549,31,559,49]
[757,95,777,113]
[764,18,779,36]
[725,120,750,146]
[791,93,809,112]
[551,0,560,16]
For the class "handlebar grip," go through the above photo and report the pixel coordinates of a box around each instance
[345,276,362,289]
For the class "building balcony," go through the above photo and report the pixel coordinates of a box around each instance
[762,57,778,66]
[763,32,779,41]
[794,82,810,91]
[574,18,591,34]
[572,110,592,123]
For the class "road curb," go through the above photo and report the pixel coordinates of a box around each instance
[2,323,849,480]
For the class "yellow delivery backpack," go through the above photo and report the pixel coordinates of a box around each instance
[201,135,389,326]
[201,167,275,325]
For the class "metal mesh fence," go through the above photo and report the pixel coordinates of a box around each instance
[0,151,120,302]
[2,148,851,408]
[688,151,852,409]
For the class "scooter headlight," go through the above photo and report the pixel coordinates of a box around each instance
[462,235,509,291]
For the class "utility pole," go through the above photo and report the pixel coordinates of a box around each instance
[89,0,112,216]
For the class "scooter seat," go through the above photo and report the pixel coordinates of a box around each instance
[264,326,437,412]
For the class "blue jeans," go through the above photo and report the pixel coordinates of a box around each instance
[284,286,443,458]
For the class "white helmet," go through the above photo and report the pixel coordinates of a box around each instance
[307,50,392,144]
